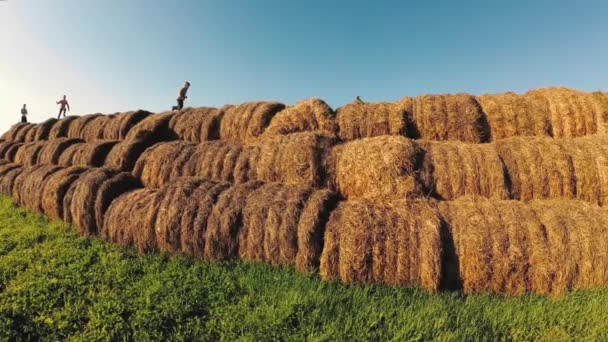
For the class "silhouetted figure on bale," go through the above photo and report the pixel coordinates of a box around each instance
[172,81,191,111]
[56,95,70,119]
[355,96,364,104]
[20,104,28,123]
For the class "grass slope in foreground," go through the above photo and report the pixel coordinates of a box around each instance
[0,197,607,341]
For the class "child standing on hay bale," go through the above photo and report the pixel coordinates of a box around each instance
[56,95,70,119]
[355,96,364,104]
[172,81,191,111]
[20,104,28,123]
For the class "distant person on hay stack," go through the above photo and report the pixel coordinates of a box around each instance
[56,95,70,119]
[355,96,364,104]
[172,81,191,111]
[20,104,28,123]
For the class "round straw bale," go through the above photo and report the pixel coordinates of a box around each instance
[132,141,195,188]
[37,138,83,165]
[219,102,286,144]
[265,98,337,136]
[125,111,177,141]
[0,165,24,196]
[320,199,443,292]
[410,93,489,143]
[80,115,114,141]
[331,135,423,199]
[102,188,162,253]
[1,123,29,141]
[48,116,79,139]
[40,166,88,220]
[33,118,59,141]
[418,140,509,200]
[253,132,337,187]
[336,101,410,141]
[14,124,37,142]
[495,137,575,201]
[592,92,608,135]
[180,181,231,257]
[104,130,159,171]
[94,172,141,236]
[0,141,22,160]
[12,164,47,206]
[168,107,222,142]
[70,140,119,167]
[13,141,46,166]
[204,181,264,260]
[102,110,151,140]
[24,125,39,142]
[20,164,63,212]
[57,142,85,166]
[67,114,103,139]
[477,92,551,140]
[438,197,552,295]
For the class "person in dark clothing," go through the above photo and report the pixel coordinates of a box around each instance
[355,96,364,104]
[172,81,190,111]
[20,104,28,123]
[57,95,70,118]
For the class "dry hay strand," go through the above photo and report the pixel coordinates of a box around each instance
[320,199,443,292]
[219,102,286,144]
[102,188,162,253]
[19,164,63,212]
[336,101,410,141]
[409,93,489,143]
[265,98,338,136]
[529,200,608,295]
[65,168,140,236]
[132,141,196,188]
[168,107,222,142]
[40,166,88,220]
[33,118,59,141]
[591,92,608,134]
[438,197,553,295]
[104,131,159,171]
[526,87,600,138]
[102,110,151,140]
[13,141,46,166]
[204,181,264,260]
[253,132,336,187]
[496,137,575,201]
[37,138,83,165]
[67,114,103,139]
[477,92,551,140]
[124,111,177,141]
[80,115,115,141]
[0,141,22,160]
[1,123,29,141]
[48,116,79,139]
[418,140,510,200]
[70,140,119,167]
[331,135,423,199]
[13,124,37,142]
[0,165,24,196]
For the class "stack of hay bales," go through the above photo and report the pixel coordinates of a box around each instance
[219,102,285,144]
[168,107,222,142]
[13,141,47,166]
[266,98,337,136]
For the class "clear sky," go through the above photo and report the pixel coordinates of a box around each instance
[1,0,607,132]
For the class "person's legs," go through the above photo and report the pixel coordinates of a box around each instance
[21,115,27,123]
[177,99,184,111]
[58,108,66,118]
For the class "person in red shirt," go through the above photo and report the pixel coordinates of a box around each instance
[172,81,190,111]
[56,95,70,119]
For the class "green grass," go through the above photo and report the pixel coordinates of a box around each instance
[0,197,607,341]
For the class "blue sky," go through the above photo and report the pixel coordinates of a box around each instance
[1,0,607,132]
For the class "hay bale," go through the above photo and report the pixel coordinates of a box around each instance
[336,101,410,141]
[124,112,176,141]
[477,92,551,140]
[37,138,83,165]
[13,141,46,166]
[80,115,114,141]
[41,166,88,220]
[320,199,443,292]
[331,135,423,199]
[526,87,602,138]
[48,116,79,139]
[132,141,195,188]
[592,92,608,134]
[33,118,59,141]
[24,125,39,142]
[204,181,264,260]
[19,164,63,212]
[65,168,140,236]
[495,137,575,201]
[102,110,151,140]
[1,123,29,141]
[13,124,37,142]
[57,142,85,166]
[102,188,162,253]
[409,93,489,143]
[11,164,46,205]
[265,98,337,136]
[0,165,24,196]
[219,102,286,144]
[168,107,222,142]
[104,131,159,171]
[70,140,119,167]
[0,141,22,160]
[253,132,336,187]
[418,140,510,200]
[66,114,103,139]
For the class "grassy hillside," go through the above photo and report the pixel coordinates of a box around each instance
[0,196,607,341]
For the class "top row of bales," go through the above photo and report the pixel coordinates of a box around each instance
[3,87,607,144]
